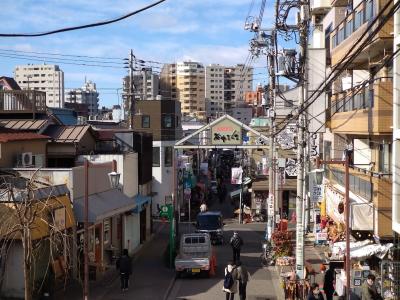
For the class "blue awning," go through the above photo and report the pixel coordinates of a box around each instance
[132,195,152,213]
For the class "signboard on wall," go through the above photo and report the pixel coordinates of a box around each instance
[211,118,242,145]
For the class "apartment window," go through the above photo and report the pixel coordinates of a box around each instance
[354,10,363,30]
[153,147,160,167]
[365,0,374,21]
[379,143,391,173]
[163,114,173,128]
[142,115,150,128]
[338,27,345,44]
[164,147,173,167]
[345,20,353,39]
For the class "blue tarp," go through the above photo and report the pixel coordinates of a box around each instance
[132,195,152,213]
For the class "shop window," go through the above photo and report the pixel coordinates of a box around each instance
[153,147,160,167]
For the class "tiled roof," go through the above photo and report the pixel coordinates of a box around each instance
[0,76,21,90]
[0,132,49,142]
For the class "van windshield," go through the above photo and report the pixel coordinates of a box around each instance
[197,215,221,230]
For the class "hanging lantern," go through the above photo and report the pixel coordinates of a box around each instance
[338,202,344,214]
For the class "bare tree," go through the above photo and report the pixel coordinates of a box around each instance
[0,174,73,300]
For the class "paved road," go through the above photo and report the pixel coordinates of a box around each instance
[167,196,284,300]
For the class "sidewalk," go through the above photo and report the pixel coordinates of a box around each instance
[55,221,175,300]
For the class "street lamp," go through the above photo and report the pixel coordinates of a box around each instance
[108,171,121,189]
[84,159,118,300]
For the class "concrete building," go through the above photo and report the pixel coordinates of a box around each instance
[205,64,225,118]
[65,80,99,116]
[131,100,182,214]
[206,64,254,119]
[14,64,64,108]
[318,0,393,243]
[123,68,159,102]
[224,64,253,110]
[160,62,206,120]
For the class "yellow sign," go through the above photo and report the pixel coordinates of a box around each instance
[211,118,242,145]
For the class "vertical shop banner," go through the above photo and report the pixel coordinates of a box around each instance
[267,194,274,216]
[231,167,243,184]
[262,156,269,175]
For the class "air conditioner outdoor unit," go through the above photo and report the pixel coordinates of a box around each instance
[21,152,33,167]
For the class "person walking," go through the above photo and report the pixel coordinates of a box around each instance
[222,261,238,300]
[116,249,132,291]
[200,202,207,213]
[361,274,382,300]
[323,265,335,300]
[236,261,250,300]
[307,283,324,300]
[230,232,243,263]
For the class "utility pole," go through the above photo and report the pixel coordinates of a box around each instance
[295,0,309,280]
[129,49,135,129]
[267,33,276,239]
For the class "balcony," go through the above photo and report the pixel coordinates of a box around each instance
[0,90,46,117]
[328,165,392,238]
[310,0,331,14]
[330,0,393,68]
[329,77,392,134]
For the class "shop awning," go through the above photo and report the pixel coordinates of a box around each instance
[332,240,393,260]
[74,189,136,223]
[132,195,151,213]
[325,184,373,230]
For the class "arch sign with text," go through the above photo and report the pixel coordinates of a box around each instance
[211,118,242,145]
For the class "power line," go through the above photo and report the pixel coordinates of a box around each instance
[0,0,167,37]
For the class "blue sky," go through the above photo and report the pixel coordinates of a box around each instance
[0,0,276,107]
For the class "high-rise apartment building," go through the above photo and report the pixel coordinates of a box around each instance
[205,64,253,119]
[224,64,253,110]
[123,68,160,121]
[14,64,64,108]
[161,62,205,120]
[205,64,225,118]
[123,68,160,102]
[65,80,99,116]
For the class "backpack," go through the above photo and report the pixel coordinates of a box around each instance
[223,267,235,289]
[231,236,242,249]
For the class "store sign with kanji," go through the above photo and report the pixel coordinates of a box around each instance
[211,118,242,145]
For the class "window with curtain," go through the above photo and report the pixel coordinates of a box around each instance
[379,143,391,173]
[163,114,173,128]
[152,147,160,167]
[142,115,150,128]
[164,147,173,167]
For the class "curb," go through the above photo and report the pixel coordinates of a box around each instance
[162,274,177,300]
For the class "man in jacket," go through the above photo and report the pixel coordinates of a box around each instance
[236,261,250,300]
[230,232,243,263]
[222,261,238,300]
[116,249,132,291]
[323,265,335,300]
[361,274,381,300]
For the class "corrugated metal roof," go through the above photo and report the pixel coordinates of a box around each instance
[0,119,48,131]
[43,124,91,143]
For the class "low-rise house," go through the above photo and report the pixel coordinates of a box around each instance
[0,184,75,299]
[0,132,49,168]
